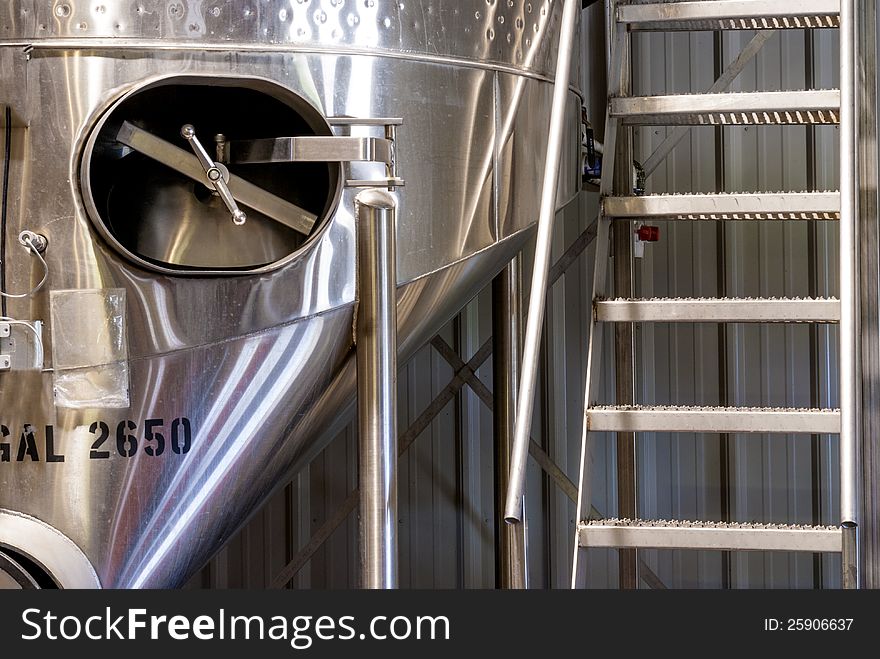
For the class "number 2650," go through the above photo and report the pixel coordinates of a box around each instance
[88,418,192,459]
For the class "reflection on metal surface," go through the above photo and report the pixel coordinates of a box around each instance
[0,0,580,587]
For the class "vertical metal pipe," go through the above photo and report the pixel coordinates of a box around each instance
[504,0,580,523]
[838,0,859,579]
[493,257,528,589]
[355,189,399,590]
[452,313,467,589]
[839,0,860,588]
[842,522,859,589]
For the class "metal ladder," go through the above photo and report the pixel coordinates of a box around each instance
[572,0,860,588]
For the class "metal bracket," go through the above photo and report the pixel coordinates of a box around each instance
[346,177,406,188]
[0,319,43,371]
[335,117,403,190]
[223,117,404,190]
[0,321,9,371]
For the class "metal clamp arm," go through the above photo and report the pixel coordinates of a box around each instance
[115,122,316,235]
[181,124,247,226]
[225,136,394,166]
[224,117,405,190]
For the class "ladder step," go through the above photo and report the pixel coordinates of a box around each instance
[611,90,839,125]
[578,519,842,552]
[604,192,839,220]
[595,297,840,323]
[586,405,841,434]
[618,0,840,31]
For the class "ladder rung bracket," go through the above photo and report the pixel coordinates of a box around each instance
[578,519,842,552]
[586,405,841,434]
[595,297,840,323]
[619,0,840,31]
[611,90,840,125]
[603,192,840,220]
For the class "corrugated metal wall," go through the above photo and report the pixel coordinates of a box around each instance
[189,12,845,590]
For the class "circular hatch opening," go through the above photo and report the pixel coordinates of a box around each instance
[0,547,59,589]
[81,76,341,273]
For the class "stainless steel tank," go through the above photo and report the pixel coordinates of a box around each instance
[0,0,581,588]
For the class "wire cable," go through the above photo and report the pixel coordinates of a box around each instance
[1,106,11,316]
[0,235,49,299]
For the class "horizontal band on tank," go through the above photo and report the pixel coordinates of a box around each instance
[2,40,582,94]
[1,0,576,80]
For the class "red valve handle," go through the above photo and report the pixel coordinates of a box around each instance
[636,225,660,242]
